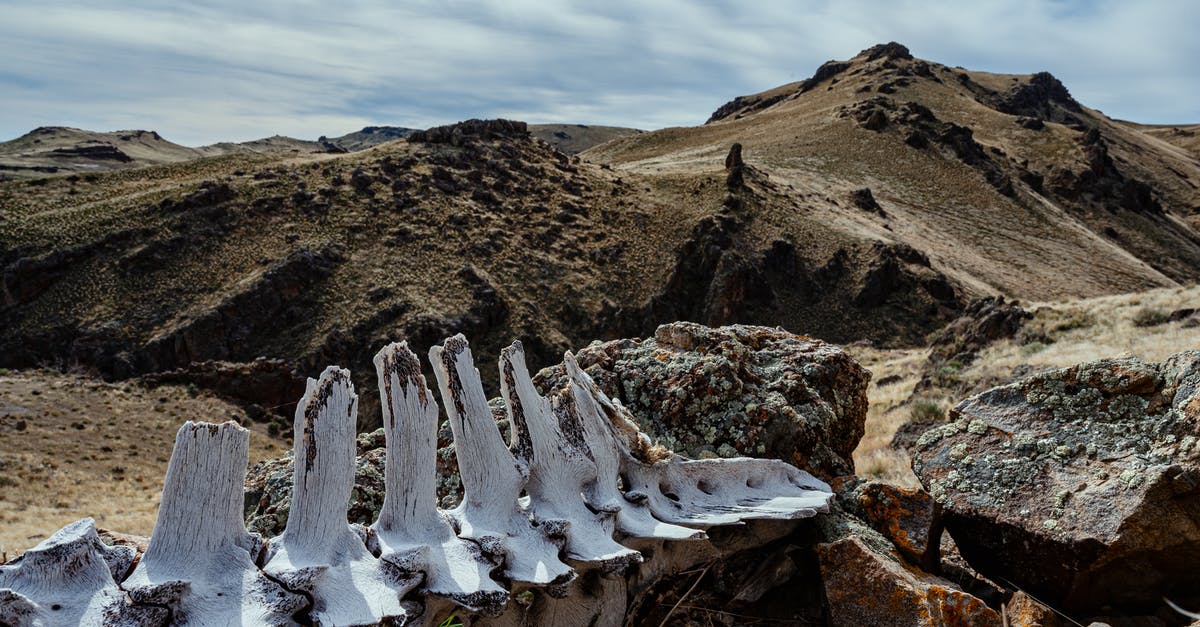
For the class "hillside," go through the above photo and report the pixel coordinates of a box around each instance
[0,125,421,180]
[0,123,634,180]
[587,42,1200,301]
[0,369,284,553]
[2,44,1199,428]
[528,123,642,154]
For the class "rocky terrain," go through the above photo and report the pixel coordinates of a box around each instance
[2,44,1197,438]
[1,41,1199,623]
[162,323,1200,624]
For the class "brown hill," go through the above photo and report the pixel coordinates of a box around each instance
[3,45,1198,427]
[587,42,1200,301]
[528,124,642,154]
[0,126,421,181]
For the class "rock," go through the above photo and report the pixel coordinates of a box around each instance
[407,119,529,145]
[990,72,1083,124]
[850,188,884,214]
[1005,591,1062,626]
[860,108,889,131]
[1169,308,1197,322]
[725,143,745,189]
[534,321,869,480]
[816,510,1001,626]
[853,241,956,310]
[1017,117,1046,131]
[841,479,943,571]
[912,351,1200,614]
[861,42,913,62]
[912,295,1032,400]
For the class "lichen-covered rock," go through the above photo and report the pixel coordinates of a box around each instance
[835,477,943,571]
[816,509,1001,626]
[912,351,1200,614]
[534,322,869,479]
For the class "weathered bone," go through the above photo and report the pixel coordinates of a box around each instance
[9,333,836,625]
[578,363,836,526]
[0,518,164,626]
[498,343,643,572]
[121,421,306,625]
[371,341,509,616]
[262,366,415,625]
[430,336,576,590]
[560,353,707,541]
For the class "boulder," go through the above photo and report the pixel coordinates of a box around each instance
[912,352,1200,614]
[816,510,1001,626]
[836,478,943,571]
[534,322,870,480]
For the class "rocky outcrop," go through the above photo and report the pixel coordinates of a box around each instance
[853,241,957,310]
[988,72,1083,124]
[535,322,869,480]
[138,246,344,373]
[862,41,913,62]
[815,509,1001,626]
[407,119,529,145]
[912,351,1200,615]
[912,295,1032,397]
[850,187,884,214]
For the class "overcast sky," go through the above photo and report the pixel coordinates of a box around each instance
[1,0,1196,146]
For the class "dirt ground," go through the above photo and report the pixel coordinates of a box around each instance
[0,370,286,557]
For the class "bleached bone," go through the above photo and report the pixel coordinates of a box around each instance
[0,518,165,627]
[498,343,642,572]
[559,353,707,541]
[430,336,576,590]
[13,332,837,625]
[121,421,306,626]
[371,342,509,615]
[570,364,835,527]
[262,366,415,625]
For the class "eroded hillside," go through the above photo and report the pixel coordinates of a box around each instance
[3,44,1199,427]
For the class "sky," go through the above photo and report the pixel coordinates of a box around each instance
[1,0,1197,146]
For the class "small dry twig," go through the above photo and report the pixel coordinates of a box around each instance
[658,565,710,627]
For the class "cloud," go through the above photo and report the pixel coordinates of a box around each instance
[0,0,1195,145]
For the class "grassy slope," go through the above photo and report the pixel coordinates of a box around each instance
[850,284,1200,486]
[587,48,1200,301]
[0,370,285,555]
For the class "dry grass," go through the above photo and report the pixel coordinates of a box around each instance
[849,284,1200,485]
[0,370,286,557]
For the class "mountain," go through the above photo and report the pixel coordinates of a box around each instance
[587,42,1200,301]
[2,44,1198,426]
[0,123,637,180]
[0,127,211,179]
[0,125,422,180]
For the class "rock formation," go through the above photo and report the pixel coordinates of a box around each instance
[913,351,1200,615]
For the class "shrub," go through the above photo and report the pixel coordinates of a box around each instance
[1132,307,1169,328]
[1021,341,1047,356]
[909,400,944,423]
